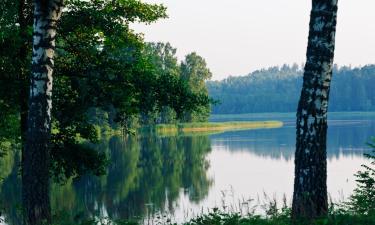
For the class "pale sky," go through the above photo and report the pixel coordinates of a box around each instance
[132,0,375,80]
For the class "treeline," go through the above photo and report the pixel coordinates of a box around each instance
[208,64,375,114]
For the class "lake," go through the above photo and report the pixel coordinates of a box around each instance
[0,112,374,224]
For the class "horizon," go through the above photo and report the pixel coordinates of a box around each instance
[132,0,375,80]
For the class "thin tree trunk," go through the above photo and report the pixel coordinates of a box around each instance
[22,1,64,225]
[292,0,339,220]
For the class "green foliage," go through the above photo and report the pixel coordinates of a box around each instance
[0,149,15,183]
[345,139,375,215]
[209,64,375,114]
[182,211,375,225]
[138,43,212,124]
[181,53,213,122]
[0,0,212,184]
[55,0,168,123]
[0,92,20,157]
[47,208,375,225]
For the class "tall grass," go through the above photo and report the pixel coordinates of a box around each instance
[49,194,375,225]
[149,121,283,136]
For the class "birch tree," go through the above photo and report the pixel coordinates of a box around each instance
[22,0,64,224]
[292,0,339,219]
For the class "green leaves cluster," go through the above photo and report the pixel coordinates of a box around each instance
[345,139,375,215]
[0,0,212,182]
[134,43,213,124]
[180,53,213,122]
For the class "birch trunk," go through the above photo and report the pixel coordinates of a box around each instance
[292,0,339,219]
[22,1,64,224]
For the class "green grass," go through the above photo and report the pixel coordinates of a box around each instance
[144,121,283,136]
[181,211,375,225]
[51,210,375,225]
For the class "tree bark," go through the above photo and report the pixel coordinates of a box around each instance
[22,1,64,225]
[292,0,339,220]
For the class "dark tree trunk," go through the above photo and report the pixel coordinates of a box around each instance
[18,1,32,209]
[292,0,339,220]
[18,0,32,153]
[22,1,64,225]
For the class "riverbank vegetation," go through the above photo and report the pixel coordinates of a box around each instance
[150,121,283,136]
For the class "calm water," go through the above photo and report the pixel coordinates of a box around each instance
[0,113,374,224]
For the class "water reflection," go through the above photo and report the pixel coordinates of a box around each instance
[0,115,373,224]
[210,118,373,161]
[0,135,212,224]
[0,152,21,225]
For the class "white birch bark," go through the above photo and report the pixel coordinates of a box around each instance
[23,1,64,225]
[292,0,339,219]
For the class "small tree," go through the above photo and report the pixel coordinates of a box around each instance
[180,52,212,122]
[347,139,375,215]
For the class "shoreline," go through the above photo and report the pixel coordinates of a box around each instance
[150,121,283,135]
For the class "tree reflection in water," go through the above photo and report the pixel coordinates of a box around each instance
[0,134,213,225]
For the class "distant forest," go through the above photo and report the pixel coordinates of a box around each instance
[208,64,375,114]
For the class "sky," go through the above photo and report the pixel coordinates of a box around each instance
[132,0,375,80]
